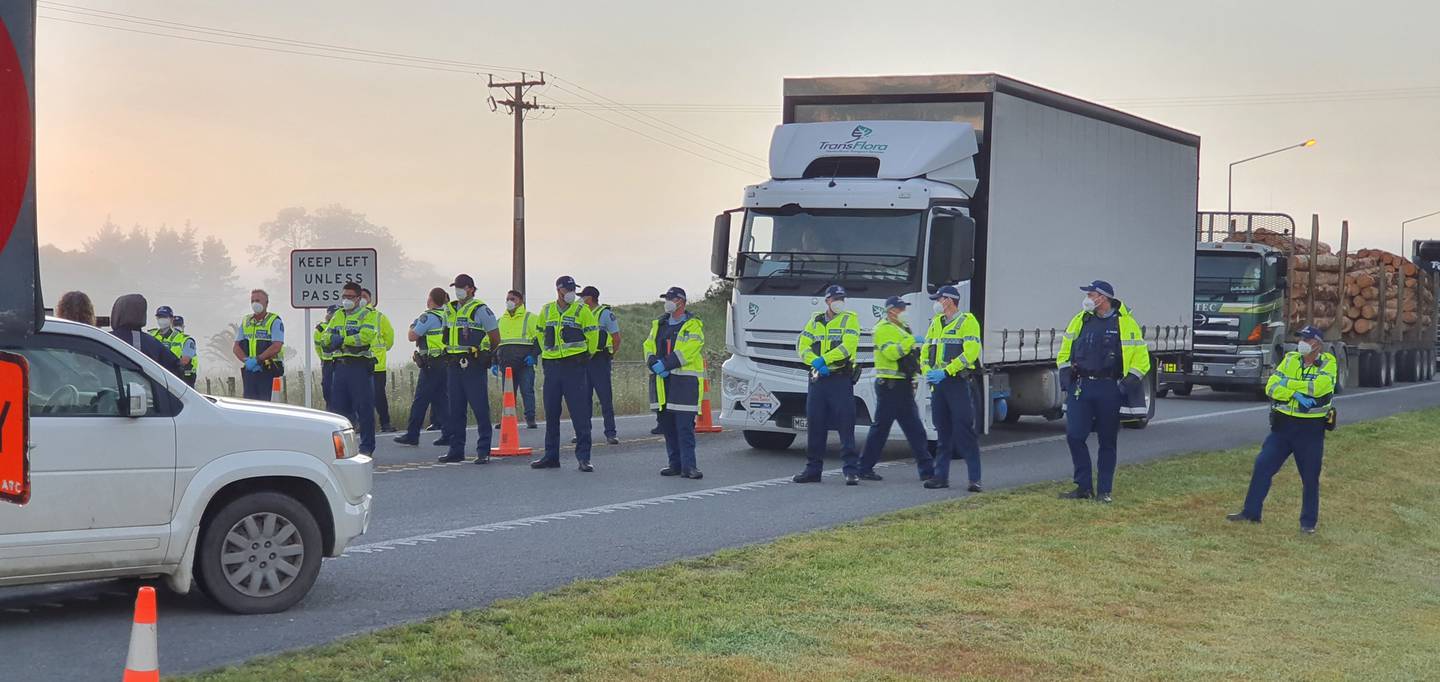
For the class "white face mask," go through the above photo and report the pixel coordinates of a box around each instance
[156,318,171,330]
[663,300,678,314]
[932,301,944,315]
[1082,296,1098,313]
[505,299,518,312]
[360,298,370,308]
[251,301,264,314]
[341,298,357,311]
[828,300,846,314]
[454,288,469,301]
[1297,340,1316,355]
[563,291,578,304]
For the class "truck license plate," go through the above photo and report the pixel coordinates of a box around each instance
[792,417,808,430]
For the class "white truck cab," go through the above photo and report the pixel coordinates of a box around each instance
[0,318,372,614]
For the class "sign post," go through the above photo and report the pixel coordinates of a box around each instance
[290,248,379,408]
[0,1,40,336]
[0,352,29,506]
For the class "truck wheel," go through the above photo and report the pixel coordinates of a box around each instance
[1122,373,1157,430]
[1156,386,1170,399]
[1359,353,1380,387]
[197,492,323,615]
[1383,353,1395,386]
[1171,383,1193,397]
[742,430,795,451]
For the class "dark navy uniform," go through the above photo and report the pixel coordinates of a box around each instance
[1063,311,1123,497]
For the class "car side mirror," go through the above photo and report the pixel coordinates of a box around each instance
[124,381,148,418]
[711,213,732,279]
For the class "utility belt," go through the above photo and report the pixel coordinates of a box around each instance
[544,353,589,367]
[445,348,492,369]
[412,351,445,369]
[1076,370,1120,380]
[1269,408,1337,431]
[332,356,372,366]
[246,357,285,377]
[811,361,861,385]
[876,377,916,391]
[320,358,334,367]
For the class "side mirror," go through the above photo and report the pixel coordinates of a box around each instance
[124,381,148,418]
[711,213,732,279]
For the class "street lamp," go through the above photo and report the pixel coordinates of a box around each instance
[1401,210,1440,257]
[1227,138,1317,230]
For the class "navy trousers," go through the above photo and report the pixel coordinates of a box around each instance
[331,360,376,452]
[931,377,980,484]
[860,379,935,479]
[1066,377,1122,495]
[587,354,618,439]
[403,364,447,439]
[658,409,698,472]
[372,370,392,428]
[241,371,271,401]
[320,361,335,412]
[542,357,592,463]
[1243,415,1325,528]
[804,373,859,476]
[445,359,492,457]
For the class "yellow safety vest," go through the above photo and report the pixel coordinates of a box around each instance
[323,306,380,359]
[239,312,280,359]
[922,312,982,376]
[498,306,540,347]
[151,329,197,378]
[445,298,492,355]
[1266,351,1337,418]
[539,300,598,360]
[796,310,860,369]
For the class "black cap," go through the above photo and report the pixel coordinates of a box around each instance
[450,274,475,288]
[1294,325,1324,340]
[823,284,847,300]
[883,296,910,309]
[154,305,174,318]
[579,285,600,299]
[172,315,185,327]
[555,275,578,291]
[1080,280,1116,298]
[660,286,687,301]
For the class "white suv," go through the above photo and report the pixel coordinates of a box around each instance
[0,318,372,614]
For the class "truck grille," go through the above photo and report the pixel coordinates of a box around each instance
[743,329,875,371]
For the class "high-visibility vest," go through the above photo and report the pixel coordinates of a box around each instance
[595,304,616,353]
[313,323,333,362]
[372,310,394,372]
[414,309,447,357]
[871,318,916,380]
[922,312,982,377]
[151,329,197,378]
[1057,303,1151,380]
[445,298,492,355]
[323,306,380,359]
[796,310,859,370]
[539,300,598,360]
[239,312,280,359]
[643,313,705,411]
[1266,351,1337,418]
[498,307,540,347]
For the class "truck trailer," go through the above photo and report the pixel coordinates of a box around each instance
[708,74,1198,450]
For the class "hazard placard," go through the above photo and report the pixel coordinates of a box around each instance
[0,350,29,506]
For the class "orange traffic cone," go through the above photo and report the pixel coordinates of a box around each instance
[122,586,159,681]
[270,376,283,402]
[695,373,723,433]
[491,367,533,457]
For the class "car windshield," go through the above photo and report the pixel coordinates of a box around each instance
[1196,252,1266,294]
[737,208,922,288]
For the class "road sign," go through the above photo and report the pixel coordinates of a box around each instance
[0,351,30,506]
[289,248,379,308]
[0,2,41,335]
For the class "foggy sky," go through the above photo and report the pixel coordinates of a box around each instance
[34,0,1440,310]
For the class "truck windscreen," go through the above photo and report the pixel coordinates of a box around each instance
[737,208,922,292]
[1196,252,1265,294]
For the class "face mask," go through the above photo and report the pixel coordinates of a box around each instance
[1297,340,1315,354]
[828,300,846,314]
[663,300,678,314]
[156,318,171,330]
[932,301,944,315]
[454,288,469,301]
[1082,296,1097,313]
[360,298,370,308]
[563,291,578,304]
[505,300,518,312]
[251,301,264,314]
[341,298,357,311]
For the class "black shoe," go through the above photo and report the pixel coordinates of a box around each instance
[359,449,374,457]
[436,454,464,464]
[578,462,594,473]
[792,472,822,484]
[379,424,396,434]
[857,471,884,481]
[683,469,703,480]
[660,467,682,477]
[968,482,983,493]
[1300,526,1316,535]
[924,479,950,489]
[845,474,859,486]
[392,435,419,446]
[432,438,452,447]
[607,437,620,445]
[473,455,490,464]
[1226,513,1260,524]
[525,420,538,429]
[495,423,503,430]
[650,427,663,435]
[426,423,442,432]
[1097,494,1112,504]
[570,437,578,444]
[530,459,560,469]
[920,474,935,482]
[1059,487,1093,500]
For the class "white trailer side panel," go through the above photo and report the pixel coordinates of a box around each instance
[981,92,1197,366]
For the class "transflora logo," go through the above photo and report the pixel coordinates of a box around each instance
[818,124,888,153]
[747,302,759,322]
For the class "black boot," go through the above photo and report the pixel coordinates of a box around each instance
[1058,487,1093,500]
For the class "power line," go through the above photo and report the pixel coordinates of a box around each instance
[556,104,764,177]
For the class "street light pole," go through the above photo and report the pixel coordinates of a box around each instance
[1227,138,1317,233]
[1401,210,1440,257]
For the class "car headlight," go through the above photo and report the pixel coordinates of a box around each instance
[1235,357,1260,370]
[723,374,749,397]
[333,428,358,459]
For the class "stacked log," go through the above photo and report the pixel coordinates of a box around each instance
[1292,248,1435,340]
[1225,227,1333,255]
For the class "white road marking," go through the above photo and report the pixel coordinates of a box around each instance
[343,382,1440,557]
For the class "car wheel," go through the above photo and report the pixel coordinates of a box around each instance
[742,430,795,451]
[197,492,323,614]
[1171,383,1193,397]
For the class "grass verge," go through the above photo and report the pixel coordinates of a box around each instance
[188,409,1440,681]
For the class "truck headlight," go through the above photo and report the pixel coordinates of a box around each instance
[723,374,749,397]
[1235,357,1260,370]
[333,429,358,459]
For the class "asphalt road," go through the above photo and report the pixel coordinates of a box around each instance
[4,380,1440,679]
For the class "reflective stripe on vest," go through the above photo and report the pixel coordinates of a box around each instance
[417,309,447,357]
[596,304,614,353]
[498,310,535,346]
[332,308,379,358]
[240,312,279,358]
[445,299,487,354]
[542,301,590,358]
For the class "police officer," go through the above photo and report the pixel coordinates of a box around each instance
[361,288,397,433]
[532,275,599,472]
[581,285,622,446]
[793,284,861,485]
[492,289,541,429]
[1056,280,1150,503]
[858,296,935,482]
[321,282,380,456]
[314,304,339,412]
[1227,326,1335,534]
[150,306,198,387]
[921,285,984,491]
[394,288,450,447]
[645,287,705,479]
[441,274,501,464]
[232,289,284,401]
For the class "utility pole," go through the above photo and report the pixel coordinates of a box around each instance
[488,72,550,296]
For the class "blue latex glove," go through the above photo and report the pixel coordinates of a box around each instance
[524,355,536,367]
[244,357,261,373]
[490,365,501,378]
[913,334,926,345]
[1295,394,1317,409]
[925,369,947,384]
[810,357,830,377]
[651,360,667,375]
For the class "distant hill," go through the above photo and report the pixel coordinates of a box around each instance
[607,296,729,366]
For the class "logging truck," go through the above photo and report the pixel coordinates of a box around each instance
[1161,212,1437,397]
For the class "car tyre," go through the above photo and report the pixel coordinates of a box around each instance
[742,430,796,451]
[197,492,323,615]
